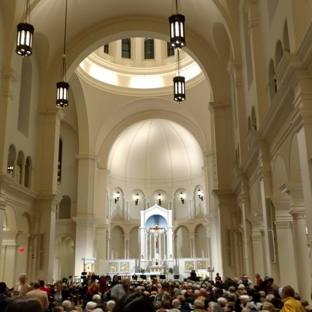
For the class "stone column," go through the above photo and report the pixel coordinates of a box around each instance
[251,228,264,278]
[124,235,130,259]
[166,227,173,260]
[106,231,111,260]
[2,231,20,287]
[72,217,98,276]
[36,194,61,282]
[140,227,146,259]
[290,208,310,300]
[94,225,108,273]
[272,198,298,289]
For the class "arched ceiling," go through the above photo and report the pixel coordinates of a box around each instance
[107,119,204,185]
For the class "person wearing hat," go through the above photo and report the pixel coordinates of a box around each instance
[0,282,12,312]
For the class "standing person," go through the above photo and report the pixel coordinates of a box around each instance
[52,283,63,308]
[255,274,263,290]
[281,286,305,312]
[26,281,49,311]
[110,279,130,299]
[13,273,32,296]
[99,275,108,297]
[0,282,12,312]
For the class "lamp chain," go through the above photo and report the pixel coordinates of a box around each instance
[25,0,31,24]
[62,0,68,81]
[172,0,180,15]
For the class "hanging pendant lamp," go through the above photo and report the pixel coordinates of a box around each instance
[169,0,186,48]
[16,0,34,56]
[173,49,185,102]
[56,0,69,107]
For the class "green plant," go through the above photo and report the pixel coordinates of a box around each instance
[168,267,174,274]
[140,268,146,273]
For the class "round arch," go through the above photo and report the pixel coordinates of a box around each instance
[97,97,208,168]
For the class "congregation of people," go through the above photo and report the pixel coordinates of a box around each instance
[0,272,310,312]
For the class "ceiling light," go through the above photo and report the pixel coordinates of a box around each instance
[169,0,186,48]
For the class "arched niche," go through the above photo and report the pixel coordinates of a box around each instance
[289,134,301,183]
[4,205,17,231]
[130,189,145,221]
[174,188,188,221]
[59,196,71,219]
[111,187,124,221]
[175,226,190,258]
[195,224,207,258]
[129,227,140,259]
[283,20,290,53]
[272,154,288,198]
[111,226,124,259]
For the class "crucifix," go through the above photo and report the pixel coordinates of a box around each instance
[150,224,161,248]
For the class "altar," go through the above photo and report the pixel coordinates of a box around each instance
[149,265,164,273]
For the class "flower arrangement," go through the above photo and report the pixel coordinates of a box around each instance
[168,267,174,274]
[140,268,146,274]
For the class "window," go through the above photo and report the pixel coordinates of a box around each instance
[58,139,63,183]
[167,42,174,57]
[104,44,109,54]
[144,38,154,59]
[122,38,131,58]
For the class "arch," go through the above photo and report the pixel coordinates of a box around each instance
[212,22,232,68]
[19,212,31,233]
[144,37,154,59]
[268,59,277,102]
[39,17,230,115]
[289,134,301,183]
[283,20,290,52]
[111,225,124,259]
[275,40,283,69]
[97,98,207,166]
[175,225,190,258]
[195,224,207,258]
[129,227,140,259]
[272,154,288,198]
[4,205,17,231]
[59,196,71,219]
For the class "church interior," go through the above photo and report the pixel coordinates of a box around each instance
[1,0,312,301]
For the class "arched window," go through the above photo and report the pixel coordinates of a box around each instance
[104,44,109,54]
[7,145,16,177]
[144,38,154,59]
[275,40,283,69]
[268,59,277,101]
[24,156,31,188]
[121,38,131,58]
[167,42,174,57]
[58,139,63,183]
[283,21,290,53]
[17,151,25,184]
[58,196,71,219]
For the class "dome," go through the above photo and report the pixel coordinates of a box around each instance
[108,119,204,186]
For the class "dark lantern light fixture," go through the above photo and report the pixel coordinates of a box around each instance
[16,0,34,56]
[56,0,70,107]
[169,0,186,48]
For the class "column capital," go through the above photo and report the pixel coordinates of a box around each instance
[72,217,99,227]
[38,108,65,121]
[289,207,306,219]
[75,154,100,162]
